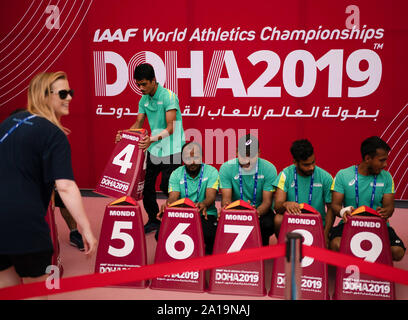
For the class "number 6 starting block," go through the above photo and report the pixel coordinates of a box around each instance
[95,129,147,201]
[334,206,395,300]
[208,200,265,296]
[150,198,205,292]
[94,196,147,288]
[269,203,329,300]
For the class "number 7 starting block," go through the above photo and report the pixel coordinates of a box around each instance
[150,198,205,292]
[208,200,266,296]
[269,203,329,300]
[95,129,147,201]
[334,206,395,300]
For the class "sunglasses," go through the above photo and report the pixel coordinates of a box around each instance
[50,89,74,100]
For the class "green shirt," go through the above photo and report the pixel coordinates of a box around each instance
[219,158,277,208]
[331,165,394,209]
[273,165,333,222]
[168,164,219,216]
[138,83,185,157]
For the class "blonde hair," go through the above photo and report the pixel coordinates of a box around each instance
[27,71,71,134]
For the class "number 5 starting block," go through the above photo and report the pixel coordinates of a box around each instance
[95,129,147,201]
[94,196,148,288]
[208,200,266,296]
[150,198,205,292]
[334,206,395,300]
[269,203,329,300]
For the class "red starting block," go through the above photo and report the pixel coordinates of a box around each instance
[150,198,205,292]
[269,203,329,300]
[95,129,147,201]
[208,200,265,296]
[45,203,63,277]
[334,206,395,300]
[94,196,147,288]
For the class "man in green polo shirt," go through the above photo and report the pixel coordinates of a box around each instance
[219,134,277,246]
[273,139,334,247]
[116,64,185,234]
[329,136,406,261]
[157,141,219,255]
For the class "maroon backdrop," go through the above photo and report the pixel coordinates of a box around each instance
[1,0,407,200]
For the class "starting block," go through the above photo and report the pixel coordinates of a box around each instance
[208,200,265,296]
[150,198,205,292]
[95,129,147,201]
[269,203,329,300]
[45,203,63,277]
[94,196,147,288]
[334,206,395,300]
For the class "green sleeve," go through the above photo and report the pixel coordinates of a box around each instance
[219,163,232,189]
[206,166,220,190]
[331,171,345,194]
[168,168,181,193]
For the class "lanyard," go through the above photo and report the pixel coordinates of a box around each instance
[294,167,314,205]
[0,114,36,143]
[354,165,377,208]
[238,159,259,206]
[184,164,205,203]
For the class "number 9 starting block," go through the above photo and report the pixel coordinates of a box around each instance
[208,200,266,296]
[95,129,147,200]
[150,198,205,292]
[334,206,395,300]
[94,196,147,288]
[269,203,329,300]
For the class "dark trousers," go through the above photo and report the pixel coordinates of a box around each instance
[259,210,275,246]
[143,152,181,224]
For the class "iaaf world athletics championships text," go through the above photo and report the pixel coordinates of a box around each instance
[139,25,384,44]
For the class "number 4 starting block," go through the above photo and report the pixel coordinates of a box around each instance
[95,129,147,201]
[150,198,205,292]
[208,200,266,296]
[334,206,395,300]
[94,196,147,288]
[269,203,329,300]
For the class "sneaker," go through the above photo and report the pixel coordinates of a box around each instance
[70,230,85,251]
[144,221,160,234]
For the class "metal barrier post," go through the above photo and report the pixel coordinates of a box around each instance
[284,232,303,300]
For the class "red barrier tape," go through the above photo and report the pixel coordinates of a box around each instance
[0,243,406,300]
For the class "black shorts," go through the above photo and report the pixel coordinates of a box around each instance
[54,190,65,208]
[330,223,406,251]
[0,251,53,278]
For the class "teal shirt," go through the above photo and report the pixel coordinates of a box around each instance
[219,158,277,208]
[331,165,395,209]
[168,164,219,216]
[273,165,333,222]
[138,83,185,157]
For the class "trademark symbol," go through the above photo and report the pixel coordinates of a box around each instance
[374,43,384,50]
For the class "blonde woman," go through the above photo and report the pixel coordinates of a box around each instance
[0,72,97,297]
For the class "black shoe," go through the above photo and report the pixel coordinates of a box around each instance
[144,221,160,234]
[70,230,85,251]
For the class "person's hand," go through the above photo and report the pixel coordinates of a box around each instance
[283,201,301,215]
[376,206,392,220]
[81,229,97,257]
[157,202,168,221]
[340,206,354,223]
[196,202,208,220]
[139,135,151,151]
[115,130,122,144]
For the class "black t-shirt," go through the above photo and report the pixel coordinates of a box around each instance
[0,111,74,254]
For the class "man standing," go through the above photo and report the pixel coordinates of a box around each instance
[219,134,277,246]
[158,141,219,255]
[330,136,406,261]
[117,63,185,234]
[273,139,334,247]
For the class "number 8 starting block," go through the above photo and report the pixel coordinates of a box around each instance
[208,200,266,296]
[95,129,147,201]
[269,203,329,300]
[334,206,395,300]
[150,198,205,292]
